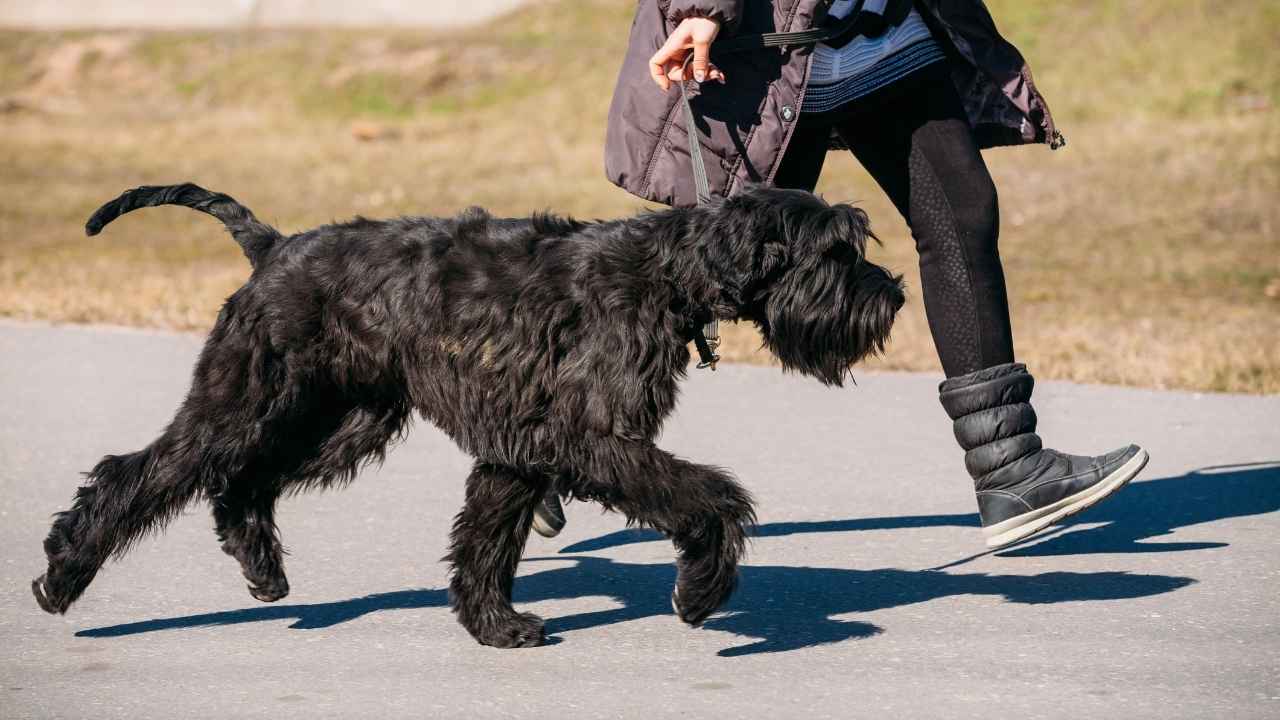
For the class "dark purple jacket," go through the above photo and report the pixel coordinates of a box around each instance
[605,0,1062,207]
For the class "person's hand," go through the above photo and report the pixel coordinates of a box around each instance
[648,17,726,91]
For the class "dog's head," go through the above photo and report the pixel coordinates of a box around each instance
[699,185,906,386]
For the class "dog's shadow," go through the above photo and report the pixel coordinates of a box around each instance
[75,463,1274,656]
[76,555,1194,656]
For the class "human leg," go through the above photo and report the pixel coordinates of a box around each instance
[834,66,1147,547]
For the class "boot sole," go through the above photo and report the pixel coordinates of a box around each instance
[983,448,1149,549]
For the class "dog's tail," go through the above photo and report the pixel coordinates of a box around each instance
[85,183,281,268]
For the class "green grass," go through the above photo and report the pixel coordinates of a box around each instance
[0,0,1276,393]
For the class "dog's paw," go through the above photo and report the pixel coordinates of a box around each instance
[474,612,546,649]
[672,576,735,627]
[671,586,707,627]
[32,574,69,615]
[246,575,290,603]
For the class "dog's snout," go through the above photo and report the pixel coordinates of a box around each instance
[880,269,907,311]
[855,261,907,331]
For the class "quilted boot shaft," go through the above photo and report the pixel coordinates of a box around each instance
[940,363,1044,492]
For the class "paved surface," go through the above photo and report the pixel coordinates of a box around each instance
[1,320,1277,719]
[1,0,531,29]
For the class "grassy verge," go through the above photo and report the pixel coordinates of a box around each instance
[1,0,1276,392]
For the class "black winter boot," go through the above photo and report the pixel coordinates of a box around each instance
[939,363,1149,549]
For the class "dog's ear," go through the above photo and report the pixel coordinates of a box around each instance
[811,203,872,259]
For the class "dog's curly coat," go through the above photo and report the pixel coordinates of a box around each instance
[32,182,904,648]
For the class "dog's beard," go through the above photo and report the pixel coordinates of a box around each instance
[757,260,905,386]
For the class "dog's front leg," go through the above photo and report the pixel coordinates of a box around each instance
[565,440,757,627]
[447,461,549,648]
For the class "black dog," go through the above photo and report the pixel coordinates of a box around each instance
[32,183,904,647]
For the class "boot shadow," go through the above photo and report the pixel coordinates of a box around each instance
[76,556,1195,657]
[559,463,1280,558]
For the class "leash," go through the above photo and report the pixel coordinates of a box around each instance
[678,53,720,369]
[678,3,865,371]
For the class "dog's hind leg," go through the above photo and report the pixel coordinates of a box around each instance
[563,440,756,627]
[210,401,410,604]
[447,461,549,648]
[33,433,203,614]
[32,321,293,614]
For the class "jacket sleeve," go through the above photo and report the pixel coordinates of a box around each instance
[666,0,743,29]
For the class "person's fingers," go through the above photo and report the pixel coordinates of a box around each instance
[690,39,712,83]
[664,59,724,86]
[666,61,687,84]
[647,18,723,89]
[680,62,723,84]
[649,33,686,90]
[649,58,671,91]
[650,59,671,91]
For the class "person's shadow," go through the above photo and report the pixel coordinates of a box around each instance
[75,463,1274,656]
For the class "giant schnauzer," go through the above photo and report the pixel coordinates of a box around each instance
[32,183,904,648]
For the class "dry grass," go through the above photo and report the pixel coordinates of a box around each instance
[1,0,1277,393]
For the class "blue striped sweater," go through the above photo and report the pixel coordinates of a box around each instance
[802,3,947,113]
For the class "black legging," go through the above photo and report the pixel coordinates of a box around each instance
[774,62,1014,378]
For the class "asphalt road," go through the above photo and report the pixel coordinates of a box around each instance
[1,320,1277,719]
